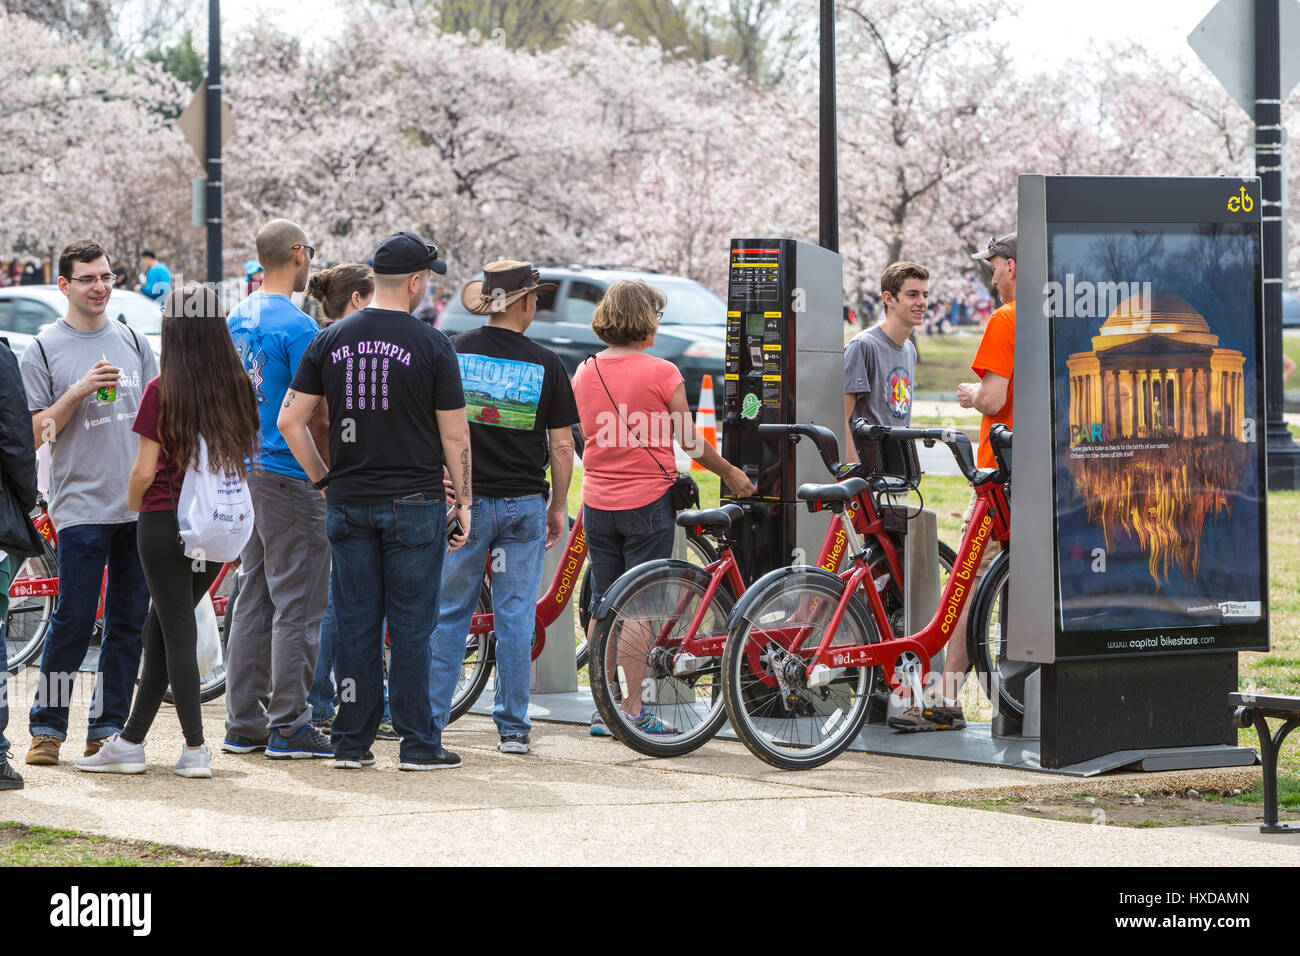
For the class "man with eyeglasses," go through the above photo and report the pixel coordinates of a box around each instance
[19,239,157,766]
[890,231,1017,734]
[279,231,471,771]
[222,218,335,760]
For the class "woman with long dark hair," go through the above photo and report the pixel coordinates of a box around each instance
[76,284,259,778]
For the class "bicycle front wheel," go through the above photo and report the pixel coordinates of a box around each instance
[966,549,1031,718]
[4,535,58,671]
[589,560,732,758]
[722,568,878,770]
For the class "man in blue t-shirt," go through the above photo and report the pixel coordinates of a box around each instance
[139,250,171,301]
[222,218,333,760]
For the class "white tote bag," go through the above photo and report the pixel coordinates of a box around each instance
[194,593,222,674]
[175,436,255,564]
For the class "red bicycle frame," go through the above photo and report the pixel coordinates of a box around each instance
[464,509,591,661]
[745,478,1011,694]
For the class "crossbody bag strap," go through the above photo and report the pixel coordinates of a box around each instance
[589,354,676,484]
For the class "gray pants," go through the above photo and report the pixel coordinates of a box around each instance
[224,470,329,739]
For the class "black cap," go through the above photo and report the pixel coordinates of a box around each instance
[372,232,447,276]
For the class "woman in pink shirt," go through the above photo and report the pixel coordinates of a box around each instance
[571,280,753,736]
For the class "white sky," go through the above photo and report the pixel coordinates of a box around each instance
[215,0,1218,74]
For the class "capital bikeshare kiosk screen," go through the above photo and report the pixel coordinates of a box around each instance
[1048,220,1268,657]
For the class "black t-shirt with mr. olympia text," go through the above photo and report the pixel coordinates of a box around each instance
[452,325,579,499]
[290,307,465,504]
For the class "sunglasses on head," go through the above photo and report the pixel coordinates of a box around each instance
[986,236,1013,259]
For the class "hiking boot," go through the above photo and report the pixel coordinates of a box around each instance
[498,734,530,754]
[74,733,147,774]
[628,709,677,735]
[888,703,967,733]
[174,744,212,778]
[397,747,461,771]
[0,756,23,791]
[375,720,401,741]
[84,736,110,758]
[333,751,376,769]
[221,733,268,754]
[266,725,333,759]
[25,734,61,765]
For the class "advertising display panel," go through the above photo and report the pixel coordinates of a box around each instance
[1015,176,1269,665]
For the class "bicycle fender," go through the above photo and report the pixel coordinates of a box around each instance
[724,565,844,632]
[590,558,712,621]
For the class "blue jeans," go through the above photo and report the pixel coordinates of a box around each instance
[429,496,547,740]
[583,490,676,608]
[0,554,18,757]
[30,522,148,741]
[326,498,444,761]
[309,599,390,724]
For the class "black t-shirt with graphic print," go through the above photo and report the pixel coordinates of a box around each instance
[291,307,465,505]
[452,325,579,500]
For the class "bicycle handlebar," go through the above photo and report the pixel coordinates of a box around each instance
[850,419,979,481]
[757,422,842,477]
[988,424,1012,483]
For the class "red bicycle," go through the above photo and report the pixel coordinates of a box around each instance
[585,422,957,757]
[447,508,717,723]
[4,497,240,703]
[720,421,1012,769]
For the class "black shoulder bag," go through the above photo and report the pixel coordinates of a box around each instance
[590,355,700,512]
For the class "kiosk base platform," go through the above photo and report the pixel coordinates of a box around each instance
[468,686,1258,777]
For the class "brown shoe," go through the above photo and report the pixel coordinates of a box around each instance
[84,737,110,758]
[25,734,62,765]
[887,703,967,733]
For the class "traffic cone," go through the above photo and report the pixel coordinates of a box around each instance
[692,374,717,471]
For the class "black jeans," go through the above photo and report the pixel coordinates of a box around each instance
[583,489,676,608]
[122,511,220,748]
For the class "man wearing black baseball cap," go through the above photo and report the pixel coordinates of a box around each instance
[279,230,470,771]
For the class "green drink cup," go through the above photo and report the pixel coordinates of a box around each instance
[96,353,117,402]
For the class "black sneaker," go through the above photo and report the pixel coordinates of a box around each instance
[498,734,530,754]
[333,751,376,770]
[398,747,461,771]
[266,725,333,759]
[221,734,269,754]
[0,756,23,791]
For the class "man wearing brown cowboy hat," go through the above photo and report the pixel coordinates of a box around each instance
[428,260,579,755]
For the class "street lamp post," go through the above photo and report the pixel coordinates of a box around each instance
[819,0,838,253]
[205,0,223,284]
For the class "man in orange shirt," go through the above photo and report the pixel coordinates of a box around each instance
[889,232,1015,732]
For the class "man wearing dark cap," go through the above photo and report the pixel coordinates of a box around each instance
[427,261,579,755]
[890,231,1017,733]
[280,231,471,771]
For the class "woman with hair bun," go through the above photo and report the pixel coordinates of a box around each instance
[306,263,374,326]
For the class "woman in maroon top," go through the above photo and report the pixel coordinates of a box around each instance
[77,285,258,779]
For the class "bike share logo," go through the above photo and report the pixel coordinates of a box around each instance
[1227,186,1253,213]
[939,514,991,636]
[554,528,585,605]
[821,527,847,572]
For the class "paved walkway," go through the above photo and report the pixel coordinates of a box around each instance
[2,702,1295,866]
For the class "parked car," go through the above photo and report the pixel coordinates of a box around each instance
[439,265,726,411]
[0,285,162,358]
[1284,292,1300,329]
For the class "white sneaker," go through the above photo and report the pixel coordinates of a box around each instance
[74,733,147,774]
[174,744,212,778]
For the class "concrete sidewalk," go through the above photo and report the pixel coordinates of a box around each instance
[3,701,1297,866]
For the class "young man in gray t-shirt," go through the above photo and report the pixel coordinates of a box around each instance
[18,240,158,767]
[844,261,928,461]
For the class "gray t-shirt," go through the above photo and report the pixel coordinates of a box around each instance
[844,324,916,426]
[20,318,158,530]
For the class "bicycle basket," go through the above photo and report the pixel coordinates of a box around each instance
[853,429,922,493]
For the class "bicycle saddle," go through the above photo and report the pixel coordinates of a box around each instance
[675,502,744,533]
[795,476,869,506]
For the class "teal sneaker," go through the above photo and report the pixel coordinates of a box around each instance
[589,711,613,737]
[629,709,678,735]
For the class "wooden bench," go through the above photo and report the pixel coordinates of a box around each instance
[1230,692,1300,834]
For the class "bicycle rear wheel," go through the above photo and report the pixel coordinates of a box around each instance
[967,549,1031,718]
[588,560,732,758]
[4,536,58,671]
[722,568,878,770]
[448,578,494,724]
